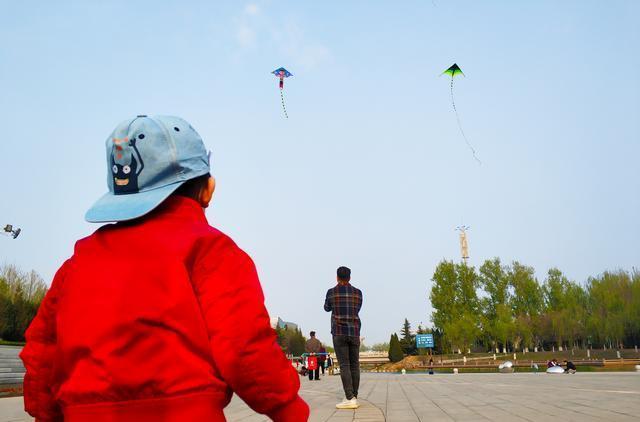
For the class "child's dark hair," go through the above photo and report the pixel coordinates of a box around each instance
[173,173,211,201]
[337,266,351,282]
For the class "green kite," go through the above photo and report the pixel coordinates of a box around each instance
[442,63,465,79]
[442,63,480,164]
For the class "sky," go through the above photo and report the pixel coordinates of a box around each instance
[0,0,638,345]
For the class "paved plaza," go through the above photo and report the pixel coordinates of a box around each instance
[2,372,640,421]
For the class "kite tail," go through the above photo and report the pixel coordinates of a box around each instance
[451,78,481,165]
[280,89,289,119]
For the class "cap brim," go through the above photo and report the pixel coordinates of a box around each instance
[85,181,185,223]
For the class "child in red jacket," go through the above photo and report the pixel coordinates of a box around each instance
[20,115,309,422]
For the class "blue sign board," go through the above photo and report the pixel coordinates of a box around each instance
[416,334,434,348]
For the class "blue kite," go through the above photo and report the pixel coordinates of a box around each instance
[272,67,292,118]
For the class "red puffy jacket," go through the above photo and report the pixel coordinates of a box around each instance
[20,196,309,422]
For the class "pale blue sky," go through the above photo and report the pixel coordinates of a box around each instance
[1,1,638,344]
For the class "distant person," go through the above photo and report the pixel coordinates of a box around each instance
[305,331,322,381]
[428,357,434,375]
[20,116,309,422]
[327,355,334,375]
[324,266,363,409]
[318,346,328,376]
[564,360,577,374]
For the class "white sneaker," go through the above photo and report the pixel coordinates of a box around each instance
[336,398,359,409]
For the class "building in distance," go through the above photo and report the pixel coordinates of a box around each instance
[270,317,299,331]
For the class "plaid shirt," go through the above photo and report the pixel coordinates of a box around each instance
[324,283,362,337]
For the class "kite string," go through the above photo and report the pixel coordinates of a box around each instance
[280,89,289,119]
[451,77,481,165]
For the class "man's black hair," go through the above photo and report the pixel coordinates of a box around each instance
[173,173,211,201]
[310,331,316,337]
[337,266,351,282]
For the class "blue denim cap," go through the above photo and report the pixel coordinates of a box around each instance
[85,115,210,223]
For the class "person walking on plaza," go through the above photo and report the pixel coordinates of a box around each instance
[324,266,363,409]
[327,355,334,376]
[318,346,327,376]
[20,115,309,422]
[305,331,322,381]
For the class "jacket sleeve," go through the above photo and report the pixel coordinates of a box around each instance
[19,260,70,422]
[191,241,309,422]
[323,290,332,312]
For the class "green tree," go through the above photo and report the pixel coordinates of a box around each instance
[628,270,640,346]
[586,271,630,349]
[399,318,416,355]
[430,261,457,335]
[287,328,307,356]
[430,260,480,353]
[388,333,404,362]
[508,261,543,351]
[274,326,287,352]
[0,265,48,342]
[478,258,511,352]
[430,260,639,352]
[452,263,480,352]
[370,342,390,352]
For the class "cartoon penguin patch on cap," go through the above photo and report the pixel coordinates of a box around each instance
[110,134,145,194]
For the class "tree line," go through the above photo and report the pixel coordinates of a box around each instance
[429,258,640,354]
[0,264,48,342]
[274,325,309,356]
[387,318,436,362]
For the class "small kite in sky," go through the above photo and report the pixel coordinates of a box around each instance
[272,67,292,118]
[2,224,21,239]
[442,63,480,164]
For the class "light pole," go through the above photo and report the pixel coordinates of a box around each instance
[455,225,470,264]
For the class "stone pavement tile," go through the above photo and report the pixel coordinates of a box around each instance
[431,397,479,418]
[0,397,33,422]
[568,398,640,417]
[495,403,602,422]
[5,372,640,421]
[467,405,528,422]
[561,403,638,421]
[414,411,454,421]
[491,403,557,422]
[387,402,412,410]
[354,409,381,417]
[385,409,419,421]
[410,403,452,413]
[352,399,384,421]
[327,410,355,422]
[233,414,269,422]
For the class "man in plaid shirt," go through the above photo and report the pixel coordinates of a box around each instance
[324,266,363,409]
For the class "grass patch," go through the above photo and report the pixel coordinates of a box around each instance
[0,340,25,346]
[394,365,638,374]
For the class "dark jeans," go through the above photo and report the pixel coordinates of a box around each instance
[308,367,319,380]
[333,335,360,399]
